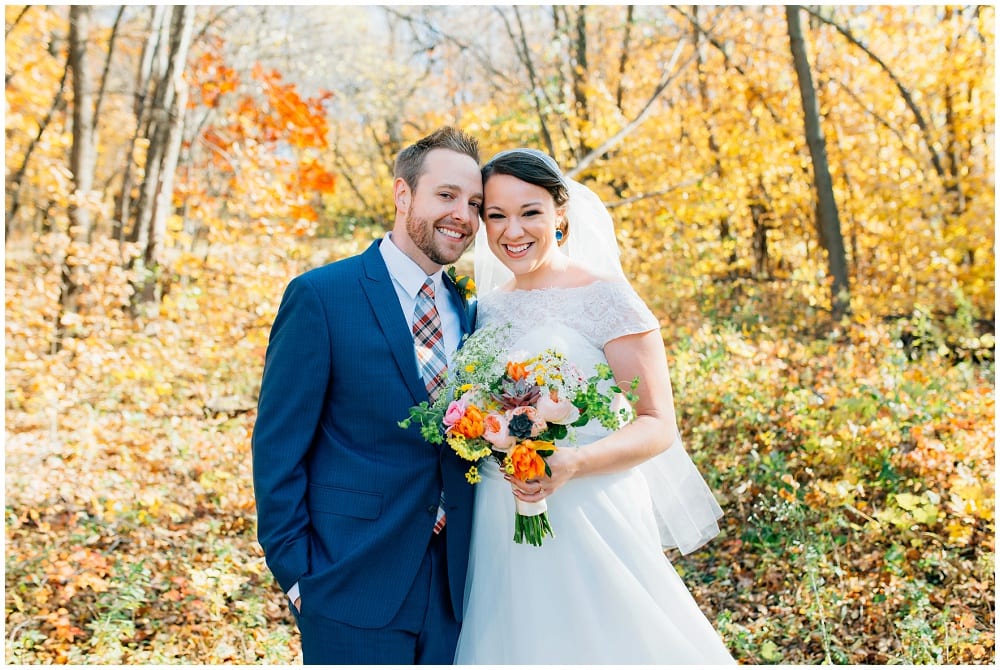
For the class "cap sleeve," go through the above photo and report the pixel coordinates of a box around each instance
[584,281,660,347]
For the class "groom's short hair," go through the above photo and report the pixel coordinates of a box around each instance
[394,127,480,192]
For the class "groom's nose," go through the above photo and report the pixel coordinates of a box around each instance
[449,199,474,224]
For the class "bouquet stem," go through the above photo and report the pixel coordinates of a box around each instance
[513,499,554,546]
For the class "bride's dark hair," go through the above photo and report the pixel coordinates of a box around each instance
[481,149,570,208]
[482,148,571,243]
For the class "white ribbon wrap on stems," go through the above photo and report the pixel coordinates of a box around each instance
[514,498,548,518]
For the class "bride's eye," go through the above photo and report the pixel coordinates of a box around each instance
[523,209,542,217]
[487,212,507,221]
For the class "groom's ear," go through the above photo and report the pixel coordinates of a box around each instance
[393,178,411,213]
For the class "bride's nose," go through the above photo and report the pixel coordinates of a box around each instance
[502,216,525,238]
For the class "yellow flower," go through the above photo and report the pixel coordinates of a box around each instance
[503,456,515,475]
[465,466,481,484]
[447,266,476,301]
[462,276,477,298]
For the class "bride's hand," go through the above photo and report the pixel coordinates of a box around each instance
[506,449,580,501]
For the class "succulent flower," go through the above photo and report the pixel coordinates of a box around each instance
[493,376,541,410]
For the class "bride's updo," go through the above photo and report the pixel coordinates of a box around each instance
[481,148,570,244]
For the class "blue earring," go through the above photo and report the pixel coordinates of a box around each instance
[555,229,564,242]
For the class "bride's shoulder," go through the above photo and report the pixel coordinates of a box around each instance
[561,262,624,289]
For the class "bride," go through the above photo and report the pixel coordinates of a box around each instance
[453,148,736,664]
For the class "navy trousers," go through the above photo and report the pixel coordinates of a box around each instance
[297,530,459,664]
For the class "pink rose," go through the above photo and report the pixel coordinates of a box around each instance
[443,398,468,428]
[506,405,547,439]
[536,389,580,425]
[483,412,516,451]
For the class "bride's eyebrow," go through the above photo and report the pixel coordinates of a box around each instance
[485,199,544,212]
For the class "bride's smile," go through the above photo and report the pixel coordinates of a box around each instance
[502,241,533,256]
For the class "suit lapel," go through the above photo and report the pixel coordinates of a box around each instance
[359,241,428,403]
[441,271,473,338]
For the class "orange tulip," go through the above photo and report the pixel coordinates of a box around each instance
[508,440,555,481]
[452,404,485,439]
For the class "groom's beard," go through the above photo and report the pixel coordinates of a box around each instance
[406,206,472,266]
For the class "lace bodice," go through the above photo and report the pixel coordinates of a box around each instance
[476,280,659,356]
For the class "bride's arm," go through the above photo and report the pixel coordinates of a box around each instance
[508,328,678,499]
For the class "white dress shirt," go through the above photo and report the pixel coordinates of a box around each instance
[378,233,464,366]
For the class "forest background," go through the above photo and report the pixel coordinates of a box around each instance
[4,4,995,664]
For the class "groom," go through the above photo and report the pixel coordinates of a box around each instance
[251,127,483,664]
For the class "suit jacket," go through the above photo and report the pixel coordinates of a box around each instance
[252,239,476,629]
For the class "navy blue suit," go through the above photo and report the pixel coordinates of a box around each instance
[252,240,476,663]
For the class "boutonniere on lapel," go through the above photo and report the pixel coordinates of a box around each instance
[447,266,476,303]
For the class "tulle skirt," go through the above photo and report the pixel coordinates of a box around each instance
[454,460,736,665]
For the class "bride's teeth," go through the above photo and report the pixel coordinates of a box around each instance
[507,243,530,253]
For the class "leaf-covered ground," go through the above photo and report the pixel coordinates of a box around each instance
[5,237,994,663]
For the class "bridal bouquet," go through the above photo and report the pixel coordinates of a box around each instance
[400,324,636,546]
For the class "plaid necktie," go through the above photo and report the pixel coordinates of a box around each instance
[413,278,448,533]
[413,279,448,402]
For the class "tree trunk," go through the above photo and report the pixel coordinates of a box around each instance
[750,199,770,279]
[130,7,172,251]
[130,6,194,307]
[942,7,972,266]
[614,5,635,112]
[570,6,591,157]
[785,5,850,320]
[116,5,169,243]
[67,5,98,242]
[693,6,736,275]
[55,5,98,351]
[146,6,194,268]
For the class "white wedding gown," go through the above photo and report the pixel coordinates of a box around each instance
[454,281,735,665]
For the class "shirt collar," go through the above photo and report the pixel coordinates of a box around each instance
[380,233,444,298]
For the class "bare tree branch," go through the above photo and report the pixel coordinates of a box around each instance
[383,6,518,88]
[6,49,70,226]
[5,5,30,39]
[567,40,693,177]
[802,5,947,180]
[495,6,556,156]
[94,6,125,124]
[670,5,784,126]
[604,167,719,209]
[822,71,921,165]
